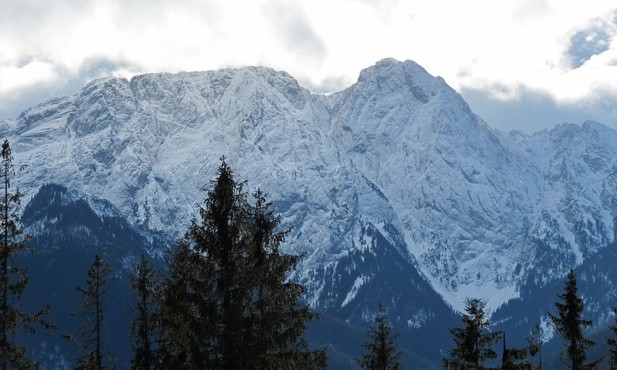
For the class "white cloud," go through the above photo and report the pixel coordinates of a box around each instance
[1,0,617,131]
[263,2,327,66]
[0,60,57,93]
[0,59,63,114]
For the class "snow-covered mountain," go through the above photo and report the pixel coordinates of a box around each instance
[4,58,617,320]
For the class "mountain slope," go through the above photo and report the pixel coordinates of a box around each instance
[4,58,617,323]
[17,184,152,367]
[330,59,542,310]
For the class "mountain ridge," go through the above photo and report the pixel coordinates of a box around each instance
[2,59,616,318]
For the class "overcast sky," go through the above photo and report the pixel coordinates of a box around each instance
[1,0,616,133]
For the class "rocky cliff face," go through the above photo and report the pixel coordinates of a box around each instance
[4,59,617,319]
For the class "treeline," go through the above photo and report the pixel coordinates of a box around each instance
[4,134,617,370]
[442,269,617,369]
[0,139,400,370]
[57,159,328,369]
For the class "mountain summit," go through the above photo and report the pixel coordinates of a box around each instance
[4,59,617,319]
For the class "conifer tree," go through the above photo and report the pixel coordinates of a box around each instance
[71,253,114,369]
[242,189,326,369]
[158,239,215,368]
[443,298,499,370]
[357,303,403,370]
[499,331,531,370]
[0,139,52,370]
[527,324,544,370]
[129,254,161,370]
[549,269,601,370]
[159,159,326,369]
[608,306,617,370]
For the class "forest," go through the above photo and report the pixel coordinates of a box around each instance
[1,137,617,370]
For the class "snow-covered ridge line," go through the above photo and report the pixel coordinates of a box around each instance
[4,58,617,314]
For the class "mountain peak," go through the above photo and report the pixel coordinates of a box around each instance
[5,60,617,315]
[353,59,437,104]
[362,58,427,77]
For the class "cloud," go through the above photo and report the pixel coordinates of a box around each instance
[0,57,139,118]
[461,86,617,134]
[512,0,549,22]
[297,74,350,95]
[0,59,58,93]
[0,58,64,117]
[565,14,617,68]
[2,0,617,134]
[263,2,327,65]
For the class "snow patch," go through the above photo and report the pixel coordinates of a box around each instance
[341,275,371,308]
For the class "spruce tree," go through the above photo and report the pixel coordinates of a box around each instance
[159,159,326,369]
[158,239,215,368]
[129,254,161,370]
[499,331,531,370]
[443,298,499,370]
[242,189,326,369]
[357,303,403,370]
[549,269,601,370]
[527,324,543,370]
[0,139,52,370]
[608,306,617,370]
[71,253,114,369]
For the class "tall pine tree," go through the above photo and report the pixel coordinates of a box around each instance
[443,298,499,370]
[549,269,601,370]
[129,254,161,370]
[357,303,403,370]
[0,139,52,370]
[71,253,114,369]
[159,159,326,369]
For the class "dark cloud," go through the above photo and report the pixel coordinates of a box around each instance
[460,86,617,134]
[565,12,616,69]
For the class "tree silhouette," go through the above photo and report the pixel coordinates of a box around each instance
[443,298,499,370]
[159,159,326,369]
[549,270,601,370]
[0,139,52,370]
[499,331,531,370]
[357,303,403,370]
[129,254,161,370]
[527,323,544,370]
[71,253,114,369]
[608,306,617,370]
